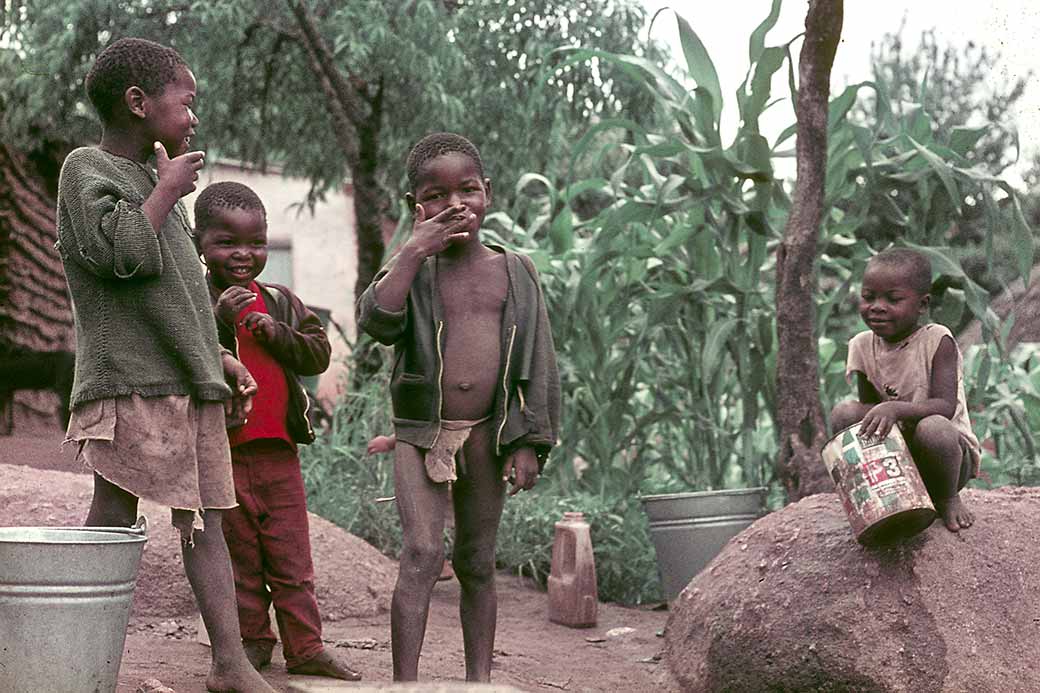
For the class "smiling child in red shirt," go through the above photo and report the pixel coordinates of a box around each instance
[196,181,360,680]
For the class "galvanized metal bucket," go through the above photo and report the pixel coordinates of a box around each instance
[822,423,937,545]
[641,488,768,602]
[0,520,148,693]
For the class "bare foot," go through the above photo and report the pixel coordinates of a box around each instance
[287,648,363,681]
[937,495,973,532]
[206,659,277,693]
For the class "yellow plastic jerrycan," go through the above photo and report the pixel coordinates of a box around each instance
[547,511,598,627]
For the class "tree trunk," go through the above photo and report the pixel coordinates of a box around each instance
[350,85,388,382]
[774,0,843,501]
[286,0,387,379]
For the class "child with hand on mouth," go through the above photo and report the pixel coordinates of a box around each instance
[357,132,560,682]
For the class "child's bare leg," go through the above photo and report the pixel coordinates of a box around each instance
[175,508,275,693]
[85,472,138,526]
[829,400,874,434]
[390,441,451,681]
[451,422,507,682]
[909,416,973,532]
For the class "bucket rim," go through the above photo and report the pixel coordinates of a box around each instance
[639,487,769,503]
[0,526,148,544]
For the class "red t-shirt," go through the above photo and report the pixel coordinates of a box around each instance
[228,282,293,449]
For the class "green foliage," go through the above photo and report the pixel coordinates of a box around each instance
[963,343,1040,487]
[0,0,663,216]
[299,373,401,556]
[855,25,1028,174]
[849,24,1036,293]
[488,5,1035,504]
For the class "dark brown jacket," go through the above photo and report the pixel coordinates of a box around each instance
[208,278,330,444]
[356,245,560,466]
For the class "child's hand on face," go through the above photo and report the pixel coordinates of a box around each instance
[221,353,257,428]
[154,141,204,198]
[409,203,474,257]
[366,435,396,455]
[859,401,906,440]
[215,285,257,325]
[241,312,277,343]
[502,447,539,496]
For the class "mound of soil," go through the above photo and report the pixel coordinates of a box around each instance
[0,462,395,619]
[664,488,1040,693]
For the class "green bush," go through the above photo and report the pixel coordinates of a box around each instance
[300,373,401,557]
[963,343,1040,487]
[495,482,663,604]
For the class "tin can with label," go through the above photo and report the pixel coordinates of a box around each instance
[821,423,937,545]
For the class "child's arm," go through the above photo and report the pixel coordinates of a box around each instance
[243,290,330,376]
[859,336,958,439]
[57,144,202,281]
[370,203,474,312]
[356,204,473,346]
[141,142,204,235]
[221,351,257,428]
[506,253,561,470]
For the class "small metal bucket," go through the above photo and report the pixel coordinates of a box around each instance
[641,488,768,601]
[822,423,937,545]
[0,520,148,693]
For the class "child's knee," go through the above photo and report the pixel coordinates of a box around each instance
[452,545,496,585]
[830,400,869,432]
[400,539,444,578]
[912,416,960,453]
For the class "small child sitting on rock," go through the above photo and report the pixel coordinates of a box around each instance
[830,248,981,532]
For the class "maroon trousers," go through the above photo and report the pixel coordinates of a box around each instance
[223,438,323,667]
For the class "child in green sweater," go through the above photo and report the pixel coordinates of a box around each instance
[56,37,275,693]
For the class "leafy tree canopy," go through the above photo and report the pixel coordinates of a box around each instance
[1,0,663,213]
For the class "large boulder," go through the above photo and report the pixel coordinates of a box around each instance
[0,463,396,619]
[664,488,1040,693]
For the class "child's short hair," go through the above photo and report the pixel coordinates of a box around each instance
[194,182,267,237]
[869,248,933,294]
[85,37,188,125]
[405,132,485,191]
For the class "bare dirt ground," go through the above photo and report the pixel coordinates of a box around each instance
[0,430,678,693]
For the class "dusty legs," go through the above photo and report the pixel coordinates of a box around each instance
[85,473,276,692]
[390,421,506,681]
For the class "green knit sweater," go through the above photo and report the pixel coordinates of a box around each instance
[56,146,229,407]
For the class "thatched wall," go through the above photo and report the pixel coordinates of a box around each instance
[0,141,73,431]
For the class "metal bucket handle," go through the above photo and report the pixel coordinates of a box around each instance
[131,515,148,536]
